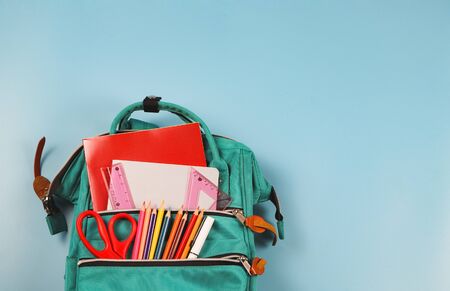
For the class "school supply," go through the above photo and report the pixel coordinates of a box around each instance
[180,209,204,259]
[83,123,207,211]
[217,190,233,211]
[131,202,146,259]
[35,98,285,291]
[76,210,137,259]
[162,206,183,259]
[111,160,219,210]
[154,210,171,260]
[187,216,215,259]
[185,168,227,210]
[174,208,199,259]
[143,208,157,259]
[102,163,135,210]
[148,202,165,259]
[167,213,187,259]
[137,203,152,259]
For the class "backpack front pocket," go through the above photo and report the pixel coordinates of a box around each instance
[79,209,252,259]
[76,255,253,291]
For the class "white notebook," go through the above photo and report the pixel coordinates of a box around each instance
[108,160,219,210]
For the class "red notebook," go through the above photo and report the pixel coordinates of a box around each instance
[83,123,207,211]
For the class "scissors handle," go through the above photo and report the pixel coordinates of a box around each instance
[76,210,121,259]
[108,213,137,259]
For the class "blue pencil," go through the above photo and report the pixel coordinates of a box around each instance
[143,208,157,259]
[154,210,171,260]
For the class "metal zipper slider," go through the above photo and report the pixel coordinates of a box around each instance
[238,255,255,276]
[231,209,246,224]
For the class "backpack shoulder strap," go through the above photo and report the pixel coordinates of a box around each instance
[33,119,161,235]
[32,137,68,235]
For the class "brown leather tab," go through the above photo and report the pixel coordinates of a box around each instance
[251,257,266,276]
[33,176,50,200]
[33,137,50,200]
[34,137,46,178]
[245,215,278,246]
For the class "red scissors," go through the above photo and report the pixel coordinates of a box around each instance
[76,210,137,259]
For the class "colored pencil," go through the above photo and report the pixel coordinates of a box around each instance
[174,209,199,259]
[137,202,151,259]
[131,202,146,259]
[167,213,187,259]
[154,210,171,260]
[162,206,183,259]
[148,201,165,260]
[180,209,204,259]
[143,208,157,259]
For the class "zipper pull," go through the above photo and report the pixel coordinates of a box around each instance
[251,257,266,275]
[238,256,267,276]
[238,255,255,276]
[230,209,278,246]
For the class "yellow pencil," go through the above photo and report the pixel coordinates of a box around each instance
[137,202,151,260]
[180,209,204,259]
[148,201,165,260]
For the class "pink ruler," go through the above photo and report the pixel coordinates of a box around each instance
[108,163,136,209]
[185,168,218,210]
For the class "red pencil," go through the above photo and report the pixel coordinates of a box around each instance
[174,208,199,259]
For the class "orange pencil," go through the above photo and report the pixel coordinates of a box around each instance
[174,209,199,259]
[137,202,152,260]
[161,206,183,259]
[167,213,187,259]
[180,209,204,259]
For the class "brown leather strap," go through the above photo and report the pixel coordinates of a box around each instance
[32,138,68,234]
[34,137,46,177]
[33,137,50,200]
[251,257,266,276]
[245,215,278,246]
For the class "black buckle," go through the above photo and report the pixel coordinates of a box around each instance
[143,96,162,113]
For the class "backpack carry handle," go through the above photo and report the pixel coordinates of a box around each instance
[109,98,230,192]
[116,98,192,130]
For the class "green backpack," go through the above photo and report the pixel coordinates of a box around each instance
[33,99,284,291]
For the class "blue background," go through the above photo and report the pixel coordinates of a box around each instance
[1,1,449,290]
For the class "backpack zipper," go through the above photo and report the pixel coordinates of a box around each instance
[97,208,244,219]
[77,254,254,276]
[96,208,250,232]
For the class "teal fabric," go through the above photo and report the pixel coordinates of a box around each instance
[277,221,285,240]
[118,118,159,131]
[77,264,250,291]
[45,212,67,235]
[49,101,281,291]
